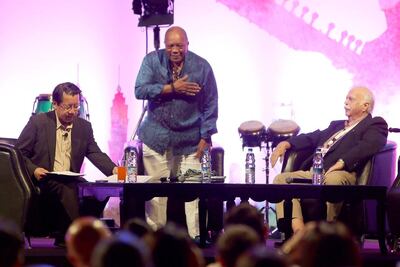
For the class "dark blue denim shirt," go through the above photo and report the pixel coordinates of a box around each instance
[135,49,218,156]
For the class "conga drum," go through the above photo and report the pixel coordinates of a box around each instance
[267,119,300,148]
[238,120,267,148]
[79,95,90,121]
[32,94,53,114]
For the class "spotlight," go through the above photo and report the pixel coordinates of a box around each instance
[132,0,174,27]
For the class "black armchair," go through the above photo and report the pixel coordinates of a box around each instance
[0,142,38,244]
[125,140,225,236]
[278,141,397,239]
[386,155,400,252]
[0,137,17,146]
[0,139,70,247]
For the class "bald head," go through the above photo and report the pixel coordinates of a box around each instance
[66,217,111,267]
[164,26,189,65]
[350,86,374,113]
[165,26,188,44]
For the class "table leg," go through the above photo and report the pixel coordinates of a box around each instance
[283,198,293,240]
[120,191,146,226]
[226,198,236,210]
[199,197,207,247]
[377,198,388,254]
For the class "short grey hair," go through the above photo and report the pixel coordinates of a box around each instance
[362,87,374,113]
[352,86,375,113]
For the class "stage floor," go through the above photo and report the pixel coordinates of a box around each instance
[25,237,400,267]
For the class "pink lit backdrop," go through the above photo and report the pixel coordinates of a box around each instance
[0,0,399,182]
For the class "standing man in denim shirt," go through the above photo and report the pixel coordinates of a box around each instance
[135,26,218,238]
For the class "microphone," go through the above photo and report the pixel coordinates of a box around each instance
[63,132,69,139]
[389,128,400,133]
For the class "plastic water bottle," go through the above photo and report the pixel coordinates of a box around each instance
[312,147,324,185]
[245,148,256,184]
[201,148,212,183]
[125,146,137,183]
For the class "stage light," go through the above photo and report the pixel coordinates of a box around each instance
[132,0,174,27]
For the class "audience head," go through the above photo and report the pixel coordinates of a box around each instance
[152,223,204,267]
[91,230,149,267]
[123,218,155,249]
[0,217,24,267]
[123,217,153,238]
[65,216,111,267]
[235,245,289,267]
[52,82,82,125]
[224,203,267,243]
[216,225,260,267]
[282,221,362,267]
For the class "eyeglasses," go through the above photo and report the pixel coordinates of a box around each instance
[59,104,80,112]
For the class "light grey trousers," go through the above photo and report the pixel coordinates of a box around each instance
[142,144,200,238]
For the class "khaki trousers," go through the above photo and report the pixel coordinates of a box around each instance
[273,170,356,222]
[142,144,200,238]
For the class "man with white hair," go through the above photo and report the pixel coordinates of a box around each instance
[271,86,388,233]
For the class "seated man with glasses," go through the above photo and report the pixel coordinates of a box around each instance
[16,82,117,247]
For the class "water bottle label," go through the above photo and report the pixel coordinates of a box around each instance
[201,149,212,183]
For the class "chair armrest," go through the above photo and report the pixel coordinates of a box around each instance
[358,140,397,186]
[281,147,314,173]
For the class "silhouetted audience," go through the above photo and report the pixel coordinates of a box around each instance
[66,217,112,267]
[235,245,288,267]
[224,203,268,243]
[25,264,56,267]
[123,218,153,238]
[281,221,362,267]
[152,223,205,267]
[0,217,24,267]
[123,218,155,250]
[209,225,260,267]
[91,231,149,267]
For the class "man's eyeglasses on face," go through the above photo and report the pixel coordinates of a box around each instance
[59,104,80,112]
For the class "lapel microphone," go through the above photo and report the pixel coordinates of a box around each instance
[63,130,70,139]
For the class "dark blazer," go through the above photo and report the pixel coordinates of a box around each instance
[288,114,388,173]
[16,111,115,178]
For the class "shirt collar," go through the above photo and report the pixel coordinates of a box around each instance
[55,113,73,132]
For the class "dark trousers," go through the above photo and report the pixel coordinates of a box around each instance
[37,176,107,238]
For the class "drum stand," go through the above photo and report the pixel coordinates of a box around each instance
[262,140,271,184]
[260,137,272,226]
[261,138,280,238]
[130,102,148,141]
